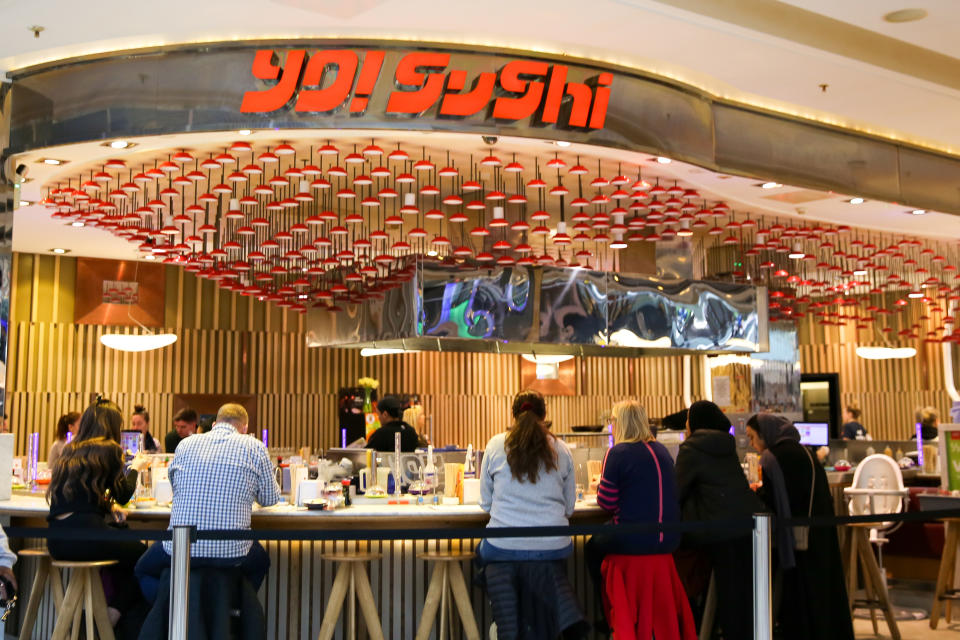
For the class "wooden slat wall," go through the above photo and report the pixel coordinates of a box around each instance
[797,318,952,440]
[5,253,699,457]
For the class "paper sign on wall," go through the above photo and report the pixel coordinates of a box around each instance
[712,376,732,408]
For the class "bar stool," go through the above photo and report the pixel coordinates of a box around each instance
[930,517,960,629]
[49,559,116,640]
[843,523,900,640]
[415,551,479,640]
[317,551,383,640]
[17,548,64,640]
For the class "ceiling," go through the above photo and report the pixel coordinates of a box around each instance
[1,0,960,156]
[15,129,960,260]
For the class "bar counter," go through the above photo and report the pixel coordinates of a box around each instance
[0,494,608,639]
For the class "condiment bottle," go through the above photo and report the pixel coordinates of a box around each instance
[342,478,352,507]
[463,444,475,479]
[424,445,437,491]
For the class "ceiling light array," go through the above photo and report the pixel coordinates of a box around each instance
[38,140,733,313]
[35,139,960,343]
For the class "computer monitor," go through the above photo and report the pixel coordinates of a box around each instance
[794,422,829,447]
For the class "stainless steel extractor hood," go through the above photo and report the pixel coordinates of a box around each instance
[305,260,769,357]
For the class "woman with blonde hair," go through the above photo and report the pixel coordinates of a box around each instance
[585,401,681,627]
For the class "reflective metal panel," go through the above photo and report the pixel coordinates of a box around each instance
[606,274,762,351]
[305,261,767,356]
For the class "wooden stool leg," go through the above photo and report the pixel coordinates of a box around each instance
[447,562,481,640]
[857,534,900,640]
[50,565,64,612]
[82,570,95,640]
[50,572,84,640]
[69,580,83,640]
[353,563,384,640]
[415,563,446,640]
[931,521,959,629]
[90,569,115,640]
[317,563,352,640]
[18,559,49,640]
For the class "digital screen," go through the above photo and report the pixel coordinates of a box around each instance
[794,422,829,447]
[120,430,142,456]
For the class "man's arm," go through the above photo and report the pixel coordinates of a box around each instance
[254,445,281,507]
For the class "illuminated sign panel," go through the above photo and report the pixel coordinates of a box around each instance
[241,49,611,129]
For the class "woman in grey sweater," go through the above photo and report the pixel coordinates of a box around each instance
[478,390,577,560]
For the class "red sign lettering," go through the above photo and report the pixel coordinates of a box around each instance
[240,49,611,130]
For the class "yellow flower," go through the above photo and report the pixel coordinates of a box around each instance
[358,377,379,390]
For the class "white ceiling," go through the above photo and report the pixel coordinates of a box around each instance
[15,129,960,260]
[1,0,960,155]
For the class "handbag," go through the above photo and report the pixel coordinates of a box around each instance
[793,448,816,551]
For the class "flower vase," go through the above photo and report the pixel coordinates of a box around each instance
[363,389,380,438]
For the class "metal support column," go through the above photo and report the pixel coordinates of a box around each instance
[169,526,192,640]
[753,513,773,640]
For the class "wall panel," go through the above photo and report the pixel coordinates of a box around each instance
[797,318,951,440]
[6,254,694,457]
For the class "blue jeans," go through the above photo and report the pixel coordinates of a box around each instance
[134,541,270,602]
[475,539,573,563]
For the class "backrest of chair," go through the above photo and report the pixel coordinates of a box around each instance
[848,454,905,516]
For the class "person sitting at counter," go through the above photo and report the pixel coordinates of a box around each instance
[164,407,198,453]
[841,403,868,440]
[48,410,80,469]
[585,400,682,631]
[675,400,765,639]
[366,395,419,452]
[47,399,151,637]
[914,406,940,440]
[477,390,587,637]
[135,403,281,602]
[746,414,853,640]
[131,405,160,453]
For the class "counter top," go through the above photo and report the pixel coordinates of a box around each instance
[0,493,606,530]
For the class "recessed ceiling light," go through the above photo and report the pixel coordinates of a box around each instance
[109,140,131,149]
[554,140,571,147]
[40,158,65,165]
[760,182,782,189]
[49,248,69,254]
[71,221,85,227]
[426,250,438,256]
[18,200,30,207]
[910,209,927,215]
[237,129,253,136]
[656,156,672,164]
[143,254,156,260]
[883,8,928,23]
[848,197,864,204]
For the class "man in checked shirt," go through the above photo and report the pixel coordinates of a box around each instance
[135,403,281,601]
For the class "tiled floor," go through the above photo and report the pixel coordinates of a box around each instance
[855,618,960,639]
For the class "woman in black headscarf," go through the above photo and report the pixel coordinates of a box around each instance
[676,401,765,640]
[746,414,853,640]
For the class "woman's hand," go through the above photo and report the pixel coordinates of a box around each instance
[130,452,151,473]
[111,503,127,523]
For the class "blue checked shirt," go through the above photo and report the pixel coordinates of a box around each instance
[163,422,280,558]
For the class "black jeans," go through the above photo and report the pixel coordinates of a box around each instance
[47,512,147,613]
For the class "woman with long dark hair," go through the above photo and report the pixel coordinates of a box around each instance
[47,399,150,636]
[478,389,577,560]
[48,411,80,469]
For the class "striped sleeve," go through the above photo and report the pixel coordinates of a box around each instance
[596,448,620,517]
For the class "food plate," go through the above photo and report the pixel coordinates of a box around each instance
[304,498,327,511]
